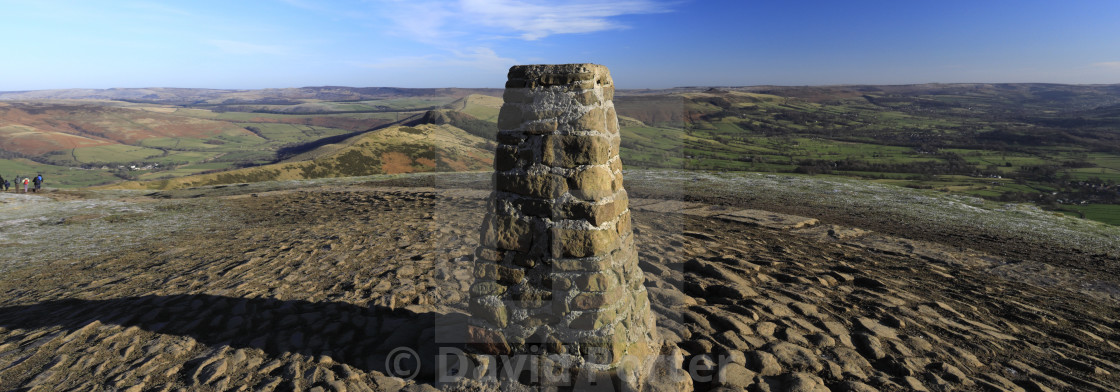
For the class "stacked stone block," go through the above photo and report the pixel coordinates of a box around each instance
[469,64,658,386]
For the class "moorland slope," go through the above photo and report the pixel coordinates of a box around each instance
[4,83,1120,224]
[110,124,494,190]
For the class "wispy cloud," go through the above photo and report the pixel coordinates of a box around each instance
[356,46,515,71]
[279,0,674,75]
[283,0,675,43]
[461,0,671,40]
[208,40,292,56]
[377,0,672,41]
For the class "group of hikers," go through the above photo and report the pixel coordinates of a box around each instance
[0,174,43,193]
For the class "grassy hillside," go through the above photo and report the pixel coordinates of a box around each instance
[6,83,1120,225]
[109,124,494,190]
[612,85,1120,224]
[0,102,257,154]
[0,93,477,187]
[0,158,119,188]
[448,94,502,122]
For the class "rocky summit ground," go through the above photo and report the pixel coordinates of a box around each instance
[1,176,1119,392]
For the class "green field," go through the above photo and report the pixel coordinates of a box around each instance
[620,115,1120,224]
[457,96,502,122]
[0,158,119,188]
[1063,204,1120,226]
[235,123,351,145]
[611,85,1120,224]
[69,145,167,163]
[136,162,240,179]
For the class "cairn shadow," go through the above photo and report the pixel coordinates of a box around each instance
[0,294,469,383]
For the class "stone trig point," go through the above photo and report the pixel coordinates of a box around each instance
[468,64,660,389]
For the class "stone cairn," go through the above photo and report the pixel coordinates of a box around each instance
[468,64,659,389]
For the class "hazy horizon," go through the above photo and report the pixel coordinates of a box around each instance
[2,0,1119,90]
[6,80,1120,95]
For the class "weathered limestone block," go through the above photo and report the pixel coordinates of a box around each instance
[469,64,660,390]
[543,134,613,167]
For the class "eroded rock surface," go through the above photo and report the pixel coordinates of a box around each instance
[0,185,1117,391]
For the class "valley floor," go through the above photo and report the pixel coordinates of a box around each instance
[0,179,1118,391]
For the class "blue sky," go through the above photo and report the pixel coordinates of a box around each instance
[1,0,1119,90]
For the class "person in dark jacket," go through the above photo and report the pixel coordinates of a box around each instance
[32,174,42,192]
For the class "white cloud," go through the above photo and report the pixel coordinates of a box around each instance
[451,47,516,69]
[208,40,292,56]
[363,0,672,42]
[281,0,672,78]
[459,0,670,40]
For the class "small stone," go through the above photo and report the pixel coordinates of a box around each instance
[570,308,618,330]
[198,358,228,385]
[525,120,558,135]
[853,333,885,360]
[755,322,777,338]
[468,298,509,328]
[902,376,929,391]
[545,135,611,167]
[716,362,756,389]
[552,227,619,258]
[807,333,835,348]
[466,325,510,355]
[714,330,752,350]
[790,302,819,316]
[829,347,872,380]
[679,338,714,355]
[764,341,823,373]
[371,372,407,391]
[784,372,830,392]
[479,215,532,253]
[746,350,782,376]
[855,317,898,340]
[718,348,746,366]
[494,172,567,199]
[566,166,615,201]
[571,107,607,132]
[930,362,973,386]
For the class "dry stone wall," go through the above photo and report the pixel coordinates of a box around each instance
[468,64,658,387]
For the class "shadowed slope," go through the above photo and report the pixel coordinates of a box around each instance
[0,295,468,390]
[107,124,495,190]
